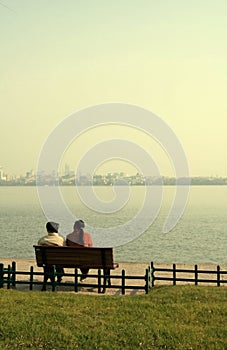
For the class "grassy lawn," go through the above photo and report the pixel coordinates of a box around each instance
[0,286,226,350]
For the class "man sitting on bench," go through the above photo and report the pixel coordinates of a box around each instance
[66,219,93,281]
[38,221,65,290]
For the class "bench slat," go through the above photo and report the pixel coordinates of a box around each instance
[33,246,118,270]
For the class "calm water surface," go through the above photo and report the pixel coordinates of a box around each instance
[0,186,226,264]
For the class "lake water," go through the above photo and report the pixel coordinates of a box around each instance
[0,186,226,264]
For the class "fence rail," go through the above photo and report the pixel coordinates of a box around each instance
[0,262,151,294]
[151,262,227,286]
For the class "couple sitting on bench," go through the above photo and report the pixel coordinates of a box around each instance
[37,219,93,287]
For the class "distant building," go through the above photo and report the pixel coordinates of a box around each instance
[0,166,6,181]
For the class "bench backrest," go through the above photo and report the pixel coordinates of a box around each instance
[33,245,116,269]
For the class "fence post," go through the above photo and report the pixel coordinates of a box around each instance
[173,264,176,285]
[51,266,56,292]
[151,261,155,287]
[145,267,150,294]
[0,263,4,288]
[217,265,220,287]
[121,270,125,295]
[98,269,101,294]
[74,268,78,292]
[7,265,11,289]
[30,266,34,290]
[12,261,16,287]
[195,264,198,285]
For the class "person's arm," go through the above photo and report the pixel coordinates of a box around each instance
[61,237,66,246]
[88,233,93,247]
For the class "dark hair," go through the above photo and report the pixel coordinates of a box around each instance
[73,220,85,245]
[73,220,85,230]
[46,221,59,233]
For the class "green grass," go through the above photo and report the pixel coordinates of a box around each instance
[0,286,226,350]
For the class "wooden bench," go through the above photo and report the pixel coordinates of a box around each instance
[33,245,119,293]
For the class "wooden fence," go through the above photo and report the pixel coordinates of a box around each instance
[151,262,227,286]
[1,262,226,294]
[0,262,151,294]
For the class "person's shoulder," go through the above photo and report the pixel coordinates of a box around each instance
[84,231,91,237]
[37,235,47,245]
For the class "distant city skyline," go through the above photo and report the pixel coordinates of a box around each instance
[1,163,227,187]
[0,163,226,179]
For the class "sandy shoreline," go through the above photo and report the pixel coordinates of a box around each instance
[1,258,226,295]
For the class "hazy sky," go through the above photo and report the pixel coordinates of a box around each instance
[1,0,227,177]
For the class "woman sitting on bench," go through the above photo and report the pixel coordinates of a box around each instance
[66,220,93,280]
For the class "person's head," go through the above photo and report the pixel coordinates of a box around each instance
[73,219,85,232]
[46,221,59,233]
